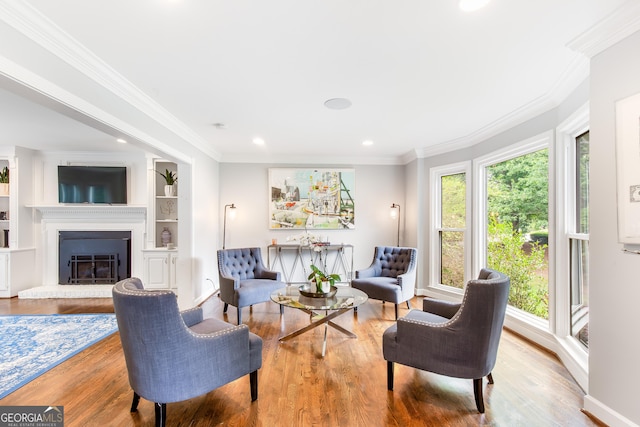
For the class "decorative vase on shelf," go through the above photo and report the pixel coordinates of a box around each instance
[161,227,172,247]
[0,183,8,196]
[164,185,175,197]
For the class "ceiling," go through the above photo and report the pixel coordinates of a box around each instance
[0,0,634,163]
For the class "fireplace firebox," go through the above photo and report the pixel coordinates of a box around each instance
[59,231,131,284]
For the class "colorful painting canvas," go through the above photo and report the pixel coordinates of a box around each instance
[269,168,355,229]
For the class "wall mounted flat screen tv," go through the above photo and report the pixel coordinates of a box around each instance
[58,166,127,204]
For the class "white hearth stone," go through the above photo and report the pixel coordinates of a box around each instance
[18,285,113,299]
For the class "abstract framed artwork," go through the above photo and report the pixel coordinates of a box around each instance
[615,91,640,245]
[269,168,355,229]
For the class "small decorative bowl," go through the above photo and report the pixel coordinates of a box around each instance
[298,284,338,298]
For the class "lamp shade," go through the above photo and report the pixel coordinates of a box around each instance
[390,203,399,219]
[228,205,237,220]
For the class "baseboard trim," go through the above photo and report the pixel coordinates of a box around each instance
[17,285,113,298]
[195,288,218,307]
[583,395,639,427]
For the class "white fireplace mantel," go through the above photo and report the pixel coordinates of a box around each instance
[30,204,147,285]
[31,204,146,220]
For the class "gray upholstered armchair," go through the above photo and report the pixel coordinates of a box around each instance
[112,277,263,427]
[351,246,417,319]
[383,268,510,413]
[217,247,285,324]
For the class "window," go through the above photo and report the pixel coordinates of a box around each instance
[555,103,589,389]
[474,132,551,321]
[570,131,589,348]
[430,162,470,289]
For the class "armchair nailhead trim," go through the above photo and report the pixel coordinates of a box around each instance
[186,323,249,339]
[402,284,470,328]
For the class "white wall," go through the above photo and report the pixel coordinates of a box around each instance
[34,151,148,205]
[218,163,405,277]
[585,30,640,427]
[188,155,219,304]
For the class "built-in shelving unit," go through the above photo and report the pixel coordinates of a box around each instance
[0,148,36,297]
[0,194,9,249]
[143,158,179,291]
[154,160,178,249]
[0,159,9,248]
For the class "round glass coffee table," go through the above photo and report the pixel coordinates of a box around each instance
[271,286,368,357]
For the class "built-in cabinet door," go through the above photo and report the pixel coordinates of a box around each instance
[143,252,170,289]
[169,253,177,289]
[142,250,178,290]
[0,253,8,291]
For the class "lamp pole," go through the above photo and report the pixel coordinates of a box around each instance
[390,203,400,247]
[223,203,236,249]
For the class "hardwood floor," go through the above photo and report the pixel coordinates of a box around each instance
[0,295,604,427]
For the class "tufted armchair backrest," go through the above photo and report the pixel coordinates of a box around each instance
[217,247,267,280]
[373,246,417,278]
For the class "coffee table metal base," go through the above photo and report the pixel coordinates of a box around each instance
[279,307,356,356]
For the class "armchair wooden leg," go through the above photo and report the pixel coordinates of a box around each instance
[250,370,258,401]
[237,308,242,325]
[130,392,140,412]
[473,378,485,413]
[387,361,394,391]
[280,305,284,316]
[406,300,411,310]
[487,372,494,384]
[223,303,229,313]
[154,402,166,427]
[394,304,399,320]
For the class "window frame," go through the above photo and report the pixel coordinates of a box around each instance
[429,161,471,291]
[554,102,589,390]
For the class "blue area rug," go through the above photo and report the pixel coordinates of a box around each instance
[0,314,119,399]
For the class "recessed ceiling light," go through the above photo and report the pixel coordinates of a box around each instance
[212,123,226,129]
[253,137,265,146]
[116,138,127,144]
[324,98,352,110]
[459,0,490,12]
[362,140,373,146]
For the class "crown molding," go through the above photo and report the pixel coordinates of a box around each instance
[220,152,408,166]
[567,0,640,58]
[0,0,221,161]
[415,60,588,159]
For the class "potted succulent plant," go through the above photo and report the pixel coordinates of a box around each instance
[157,169,177,197]
[0,166,9,195]
[307,264,340,294]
